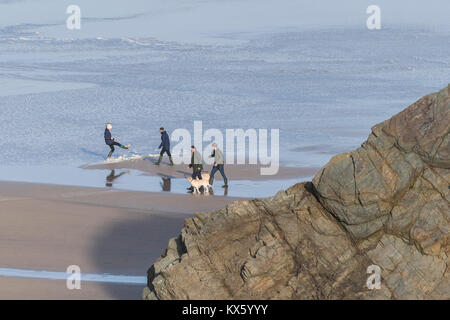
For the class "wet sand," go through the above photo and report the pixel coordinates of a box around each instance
[82,156,320,181]
[0,181,243,299]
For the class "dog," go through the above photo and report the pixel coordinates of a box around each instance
[187,173,211,194]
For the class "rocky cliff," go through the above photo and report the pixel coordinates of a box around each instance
[143,85,449,300]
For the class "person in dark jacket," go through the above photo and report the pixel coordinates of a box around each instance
[187,145,203,191]
[104,122,129,159]
[156,127,173,166]
[209,143,228,188]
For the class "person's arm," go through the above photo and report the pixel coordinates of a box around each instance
[158,135,163,149]
[212,150,218,166]
[188,152,194,168]
[164,132,170,147]
[105,130,112,143]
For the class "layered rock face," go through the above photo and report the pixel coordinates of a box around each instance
[143,85,449,300]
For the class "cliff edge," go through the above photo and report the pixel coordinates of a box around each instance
[143,85,449,300]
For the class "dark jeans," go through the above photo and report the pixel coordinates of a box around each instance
[160,148,172,157]
[210,165,227,181]
[191,164,203,180]
[108,141,122,153]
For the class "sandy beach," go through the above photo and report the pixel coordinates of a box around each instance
[0,160,317,299]
[0,181,243,299]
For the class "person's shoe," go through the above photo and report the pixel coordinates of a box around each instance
[155,155,163,166]
[169,156,174,166]
[209,177,214,186]
[222,178,228,188]
[121,144,129,150]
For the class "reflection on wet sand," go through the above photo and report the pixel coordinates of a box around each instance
[106,170,129,187]
[160,177,171,192]
[190,185,228,196]
[0,165,306,198]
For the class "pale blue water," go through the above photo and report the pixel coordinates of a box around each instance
[0,267,146,285]
[0,0,449,192]
[0,166,306,198]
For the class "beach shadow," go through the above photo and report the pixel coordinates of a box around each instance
[90,209,186,299]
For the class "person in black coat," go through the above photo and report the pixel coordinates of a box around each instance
[104,122,129,159]
[156,127,174,166]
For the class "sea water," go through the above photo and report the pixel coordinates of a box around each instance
[0,0,449,196]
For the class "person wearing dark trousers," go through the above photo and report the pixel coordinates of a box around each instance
[104,122,128,159]
[156,127,174,166]
[209,143,228,188]
[187,145,203,191]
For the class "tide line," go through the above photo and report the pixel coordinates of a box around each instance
[0,268,147,285]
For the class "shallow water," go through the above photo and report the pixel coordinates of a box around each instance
[0,165,306,198]
[0,267,146,285]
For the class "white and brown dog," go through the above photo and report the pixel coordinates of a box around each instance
[187,173,211,194]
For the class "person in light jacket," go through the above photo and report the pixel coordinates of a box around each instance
[209,143,228,188]
[187,145,203,191]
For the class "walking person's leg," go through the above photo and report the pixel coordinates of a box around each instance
[194,166,204,192]
[192,165,202,180]
[218,165,228,187]
[157,149,174,166]
[156,148,164,165]
[112,141,126,148]
[166,149,174,166]
[107,144,115,159]
[187,167,197,192]
[209,166,218,185]
[196,165,203,180]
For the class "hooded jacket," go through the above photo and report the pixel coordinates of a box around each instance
[159,131,170,150]
[104,128,113,145]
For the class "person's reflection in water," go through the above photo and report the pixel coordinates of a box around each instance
[105,170,128,188]
[209,186,228,196]
[160,177,171,192]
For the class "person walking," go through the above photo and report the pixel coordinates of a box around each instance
[187,145,203,191]
[156,127,174,166]
[209,143,228,188]
[104,122,129,160]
